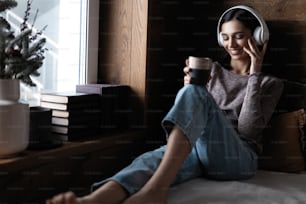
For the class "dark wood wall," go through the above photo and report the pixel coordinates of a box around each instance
[98,0,306,148]
[98,0,148,130]
[145,0,222,146]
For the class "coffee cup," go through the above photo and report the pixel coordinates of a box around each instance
[188,56,212,85]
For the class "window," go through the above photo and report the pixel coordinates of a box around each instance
[5,0,99,106]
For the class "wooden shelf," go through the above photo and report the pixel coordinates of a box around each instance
[0,131,145,203]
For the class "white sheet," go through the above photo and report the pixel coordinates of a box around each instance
[168,170,306,204]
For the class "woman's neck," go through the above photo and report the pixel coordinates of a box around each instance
[230,59,250,75]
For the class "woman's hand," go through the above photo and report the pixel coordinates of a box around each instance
[183,58,191,85]
[243,38,268,74]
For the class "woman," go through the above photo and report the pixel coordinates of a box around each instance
[47,5,283,204]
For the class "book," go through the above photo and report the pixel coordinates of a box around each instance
[52,109,101,118]
[76,84,131,130]
[53,131,99,141]
[51,124,100,138]
[76,84,120,95]
[40,101,100,111]
[51,113,100,126]
[41,91,100,104]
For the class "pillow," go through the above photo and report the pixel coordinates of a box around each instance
[258,109,305,173]
[303,110,306,164]
[275,80,306,113]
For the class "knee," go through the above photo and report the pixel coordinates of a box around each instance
[177,85,209,102]
[182,84,208,94]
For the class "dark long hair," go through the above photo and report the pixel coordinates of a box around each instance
[219,8,260,34]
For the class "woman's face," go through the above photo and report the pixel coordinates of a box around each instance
[220,19,252,61]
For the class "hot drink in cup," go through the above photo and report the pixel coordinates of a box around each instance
[188,56,212,85]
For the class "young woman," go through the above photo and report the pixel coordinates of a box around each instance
[47,5,284,204]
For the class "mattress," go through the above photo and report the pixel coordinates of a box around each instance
[168,170,306,204]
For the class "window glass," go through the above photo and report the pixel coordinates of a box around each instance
[5,0,95,105]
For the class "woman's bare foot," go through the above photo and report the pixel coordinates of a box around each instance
[46,191,98,204]
[46,181,127,204]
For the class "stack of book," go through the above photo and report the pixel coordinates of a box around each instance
[40,91,101,141]
[76,84,131,132]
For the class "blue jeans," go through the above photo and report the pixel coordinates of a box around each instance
[91,85,258,194]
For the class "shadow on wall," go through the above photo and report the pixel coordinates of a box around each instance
[263,21,306,82]
[263,21,306,113]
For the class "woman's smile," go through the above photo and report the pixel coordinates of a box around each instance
[221,19,252,61]
[229,48,244,55]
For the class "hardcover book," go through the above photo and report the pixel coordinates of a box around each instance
[75,84,121,95]
[40,101,100,111]
[41,91,100,104]
[51,115,100,126]
[52,109,101,118]
[52,125,100,141]
[76,84,131,130]
[51,124,99,135]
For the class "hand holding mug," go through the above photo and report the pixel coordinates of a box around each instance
[184,56,212,86]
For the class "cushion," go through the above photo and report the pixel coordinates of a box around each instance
[258,109,305,173]
[303,111,306,163]
[275,80,306,112]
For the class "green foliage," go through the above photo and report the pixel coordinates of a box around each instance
[0,0,46,86]
[0,0,17,12]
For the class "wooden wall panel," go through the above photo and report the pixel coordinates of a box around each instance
[130,0,148,105]
[99,0,148,88]
[145,0,217,146]
[99,0,148,127]
[224,0,306,21]
[100,0,133,84]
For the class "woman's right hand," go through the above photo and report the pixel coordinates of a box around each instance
[183,58,191,85]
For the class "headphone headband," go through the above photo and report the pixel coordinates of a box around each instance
[217,5,269,46]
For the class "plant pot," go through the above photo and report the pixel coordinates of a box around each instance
[0,79,29,158]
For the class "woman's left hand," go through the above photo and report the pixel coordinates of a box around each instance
[243,38,268,74]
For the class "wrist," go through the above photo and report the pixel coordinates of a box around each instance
[249,72,262,77]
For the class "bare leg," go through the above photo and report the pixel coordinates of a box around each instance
[123,126,191,204]
[46,181,128,204]
[46,126,190,204]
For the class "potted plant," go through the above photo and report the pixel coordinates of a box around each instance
[0,0,46,157]
[0,0,46,86]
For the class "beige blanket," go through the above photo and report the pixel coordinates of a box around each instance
[168,170,306,204]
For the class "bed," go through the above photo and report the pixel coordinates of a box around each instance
[168,99,306,203]
[168,170,306,204]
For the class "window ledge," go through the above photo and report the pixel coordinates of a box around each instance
[0,130,145,172]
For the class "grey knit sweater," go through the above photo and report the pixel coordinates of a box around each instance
[207,62,284,152]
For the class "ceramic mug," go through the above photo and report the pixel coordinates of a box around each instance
[188,56,212,85]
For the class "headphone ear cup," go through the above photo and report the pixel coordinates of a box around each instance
[218,32,224,47]
[253,26,263,45]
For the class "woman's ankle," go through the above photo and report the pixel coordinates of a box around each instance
[141,184,169,200]
[89,181,128,204]
[79,194,101,204]
[123,186,168,204]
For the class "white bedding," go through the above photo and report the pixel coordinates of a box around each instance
[168,170,306,204]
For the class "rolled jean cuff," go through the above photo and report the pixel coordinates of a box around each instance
[91,178,134,195]
[91,146,166,195]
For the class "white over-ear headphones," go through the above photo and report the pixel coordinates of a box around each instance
[217,5,269,47]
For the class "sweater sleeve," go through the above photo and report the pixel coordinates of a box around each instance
[237,73,284,142]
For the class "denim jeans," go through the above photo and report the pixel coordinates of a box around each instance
[91,85,258,195]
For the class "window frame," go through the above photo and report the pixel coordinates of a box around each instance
[83,0,100,84]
